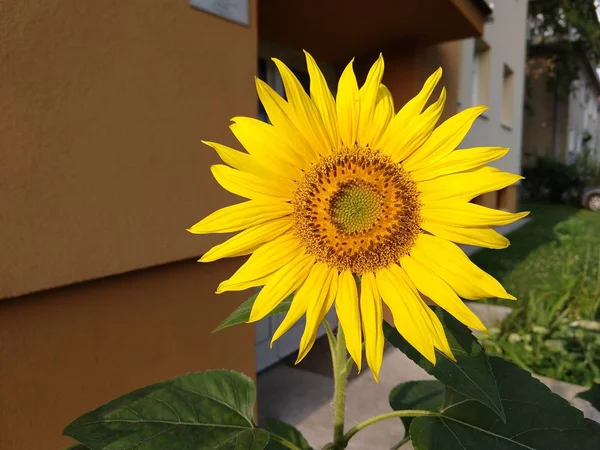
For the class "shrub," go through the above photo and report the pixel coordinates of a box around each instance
[522,156,582,203]
[522,148,600,204]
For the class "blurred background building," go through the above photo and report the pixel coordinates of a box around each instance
[0,1,551,448]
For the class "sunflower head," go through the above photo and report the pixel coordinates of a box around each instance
[293,144,422,275]
[189,52,527,381]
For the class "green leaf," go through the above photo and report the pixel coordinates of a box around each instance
[63,370,269,450]
[393,358,600,449]
[577,383,600,412]
[389,380,445,438]
[263,418,313,450]
[383,307,505,421]
[213,293,293,333]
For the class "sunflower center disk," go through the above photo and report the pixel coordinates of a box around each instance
[292,146,422,274]
[330,181,382,234]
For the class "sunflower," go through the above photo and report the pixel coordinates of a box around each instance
[189,52,527,381]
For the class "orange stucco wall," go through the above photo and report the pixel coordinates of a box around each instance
[0,2,488,448]
[0,0,257,299]
[1,2,258,448]
[0,259,255,450]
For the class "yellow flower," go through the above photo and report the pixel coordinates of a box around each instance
[189,53,527,381]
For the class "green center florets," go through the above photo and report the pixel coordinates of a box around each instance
[330,181,383,234]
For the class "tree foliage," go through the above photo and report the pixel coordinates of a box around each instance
[527,0,600,98]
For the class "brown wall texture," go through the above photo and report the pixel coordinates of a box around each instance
[0,0,258,299]
[0,259,255,450]
[0,1,259,448]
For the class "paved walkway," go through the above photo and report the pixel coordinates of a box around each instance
[257,302,599,449]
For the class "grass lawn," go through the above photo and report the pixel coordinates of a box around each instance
[470,202,600,385]
[471,202,600,319]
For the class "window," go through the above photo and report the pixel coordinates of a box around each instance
[502,64,514,127]
[576,131,582,154]
[568,128,576,152]
[471,39,490,106]
[566,128,576,164]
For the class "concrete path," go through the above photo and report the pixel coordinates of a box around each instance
[257,300,599,449]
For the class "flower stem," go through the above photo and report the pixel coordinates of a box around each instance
[332,325,348,447]
[342,410,438,444]
[268,433,305,450]
[390,436,411,450]
[323,320,337,373]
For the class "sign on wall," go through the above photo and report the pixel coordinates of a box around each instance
[189,0,250,27]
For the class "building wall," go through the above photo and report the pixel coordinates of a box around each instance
[420,41,463,120]
[457,0,529,178]
[522,61,559,162]
[566,68,600,164]
[0,259,254,450]
[523,60,600,166]
[0,0,258,299]
[0,1,490,447]
[0,2,258,448]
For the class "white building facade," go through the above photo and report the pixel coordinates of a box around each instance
[457,0,529,210]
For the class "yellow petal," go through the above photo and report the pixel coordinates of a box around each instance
[369,85,395,149]
[421,220,509,249]
[376,265,437,364]
[297,267,338,363]
[249,253,315,322]
[422,305,455,361]
[255,78,318,162]
[336,59,360,147]
[217,233,303,293]
[400,256,487,332]
[379,68,442,154]
[360,272,384,382]
[358,54,385,147]
[230,117,306,174]
[411,234,516,300]
[215,275,270,293]
[404,106,488,171]
[391,265,454,360]
[384,87,447,163]
[211,164,293,201]
[273,58,331,155]
[199,218,293,262]
[411,147,509,182]
[386,265,453,360]
[422,201,530,228]
[336,270,362,370]
[188,200,292,234]
[418,167,523,202]
[304,50,340,150]
[271,262,331,345]
[202,140,275,179]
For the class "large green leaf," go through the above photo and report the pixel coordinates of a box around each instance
[389,380,445,438]
[383,307,504,420]
[392,357,600,449]
[263,418,313,450]
[64,370,269,450]
[213,293,293,333]
[577,383,600,412]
